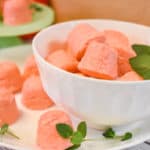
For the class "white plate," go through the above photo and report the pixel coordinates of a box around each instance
[0,45,150,150]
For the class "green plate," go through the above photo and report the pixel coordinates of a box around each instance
[0,3,54,37]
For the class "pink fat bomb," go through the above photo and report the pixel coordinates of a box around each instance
[22,75,54,110]
[104,30,136,76]
[0,88,20,127]
[47,40,67,55]
[67,23,105,60]
[37,110,72,150]
[118,57,133,76]
[23,55,39,80]
[78,41,118,80]
[3,0,32,26]
[0,61,22,93]
[47,49,78,73]
[104,30,136,59]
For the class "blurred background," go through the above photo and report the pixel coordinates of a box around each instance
[0,0,149,47]
[50,0,150,25]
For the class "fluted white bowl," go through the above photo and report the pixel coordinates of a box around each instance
[33,19,150,128]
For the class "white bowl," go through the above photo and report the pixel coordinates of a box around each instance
[33,19,150,128]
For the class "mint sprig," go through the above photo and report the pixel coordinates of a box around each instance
[56,121,87,150]
[71,131,83,145]
[103,128,132,141]
[56,123,73,138]
[132,44,150,55]
[121,132,132,141]
[0,124,20,140]
[130,55,150,79]
[103,128,115,138]
[56,122,132,150]
[0,124,9,135]
[130,44,150,80]
[65,144,81,150]
[77,121,87,138]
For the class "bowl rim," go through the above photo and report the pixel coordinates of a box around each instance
[32,19,150,85]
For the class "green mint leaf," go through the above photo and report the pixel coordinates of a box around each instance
[71,131,84,145]
[0,124,9,135]
[121,132,132,141]
[30,4,43,11]
[103,128,115,139]
[132,44,150,55]
[130,54,150,79]
[77,121,87,138]
[56,123,73,139]
[0,37,24,48]
[65,144,81,150]
[0,124,20,139]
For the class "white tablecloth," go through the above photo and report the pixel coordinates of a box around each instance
[1,143,150,150]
